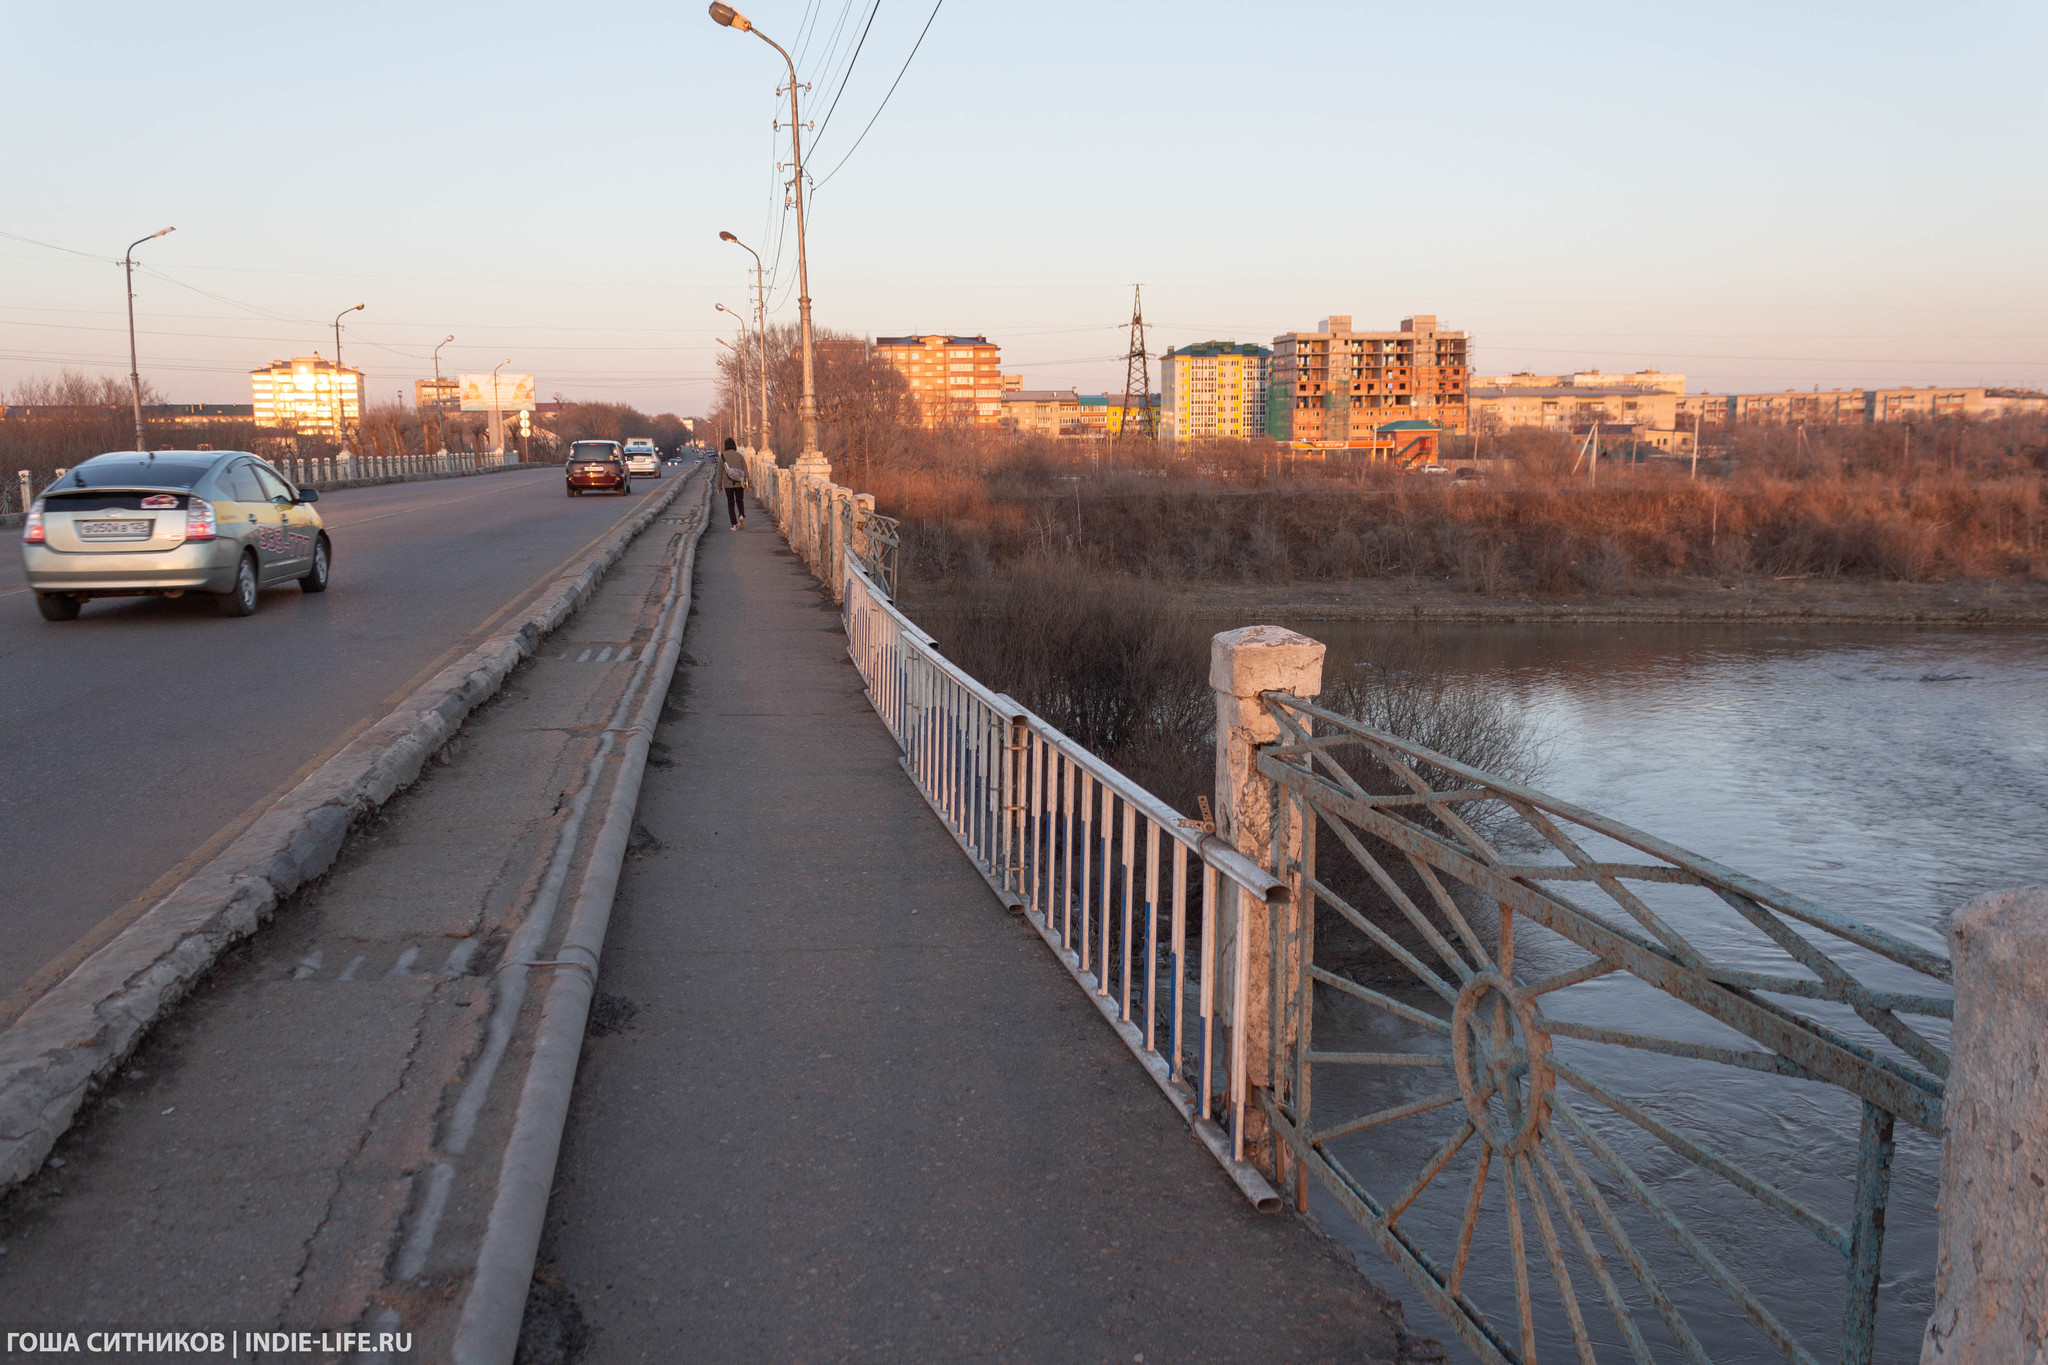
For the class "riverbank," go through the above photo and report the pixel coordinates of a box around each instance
[1146,574,2048,626]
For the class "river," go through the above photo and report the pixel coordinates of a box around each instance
[1249,620,2048,1362]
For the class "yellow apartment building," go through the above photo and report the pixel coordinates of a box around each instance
[872,334,1004,427]
[1160,341,1270,440]
[251,356,364,438]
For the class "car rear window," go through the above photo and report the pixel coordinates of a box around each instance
[52,457,216,491]
[570,443,620,457]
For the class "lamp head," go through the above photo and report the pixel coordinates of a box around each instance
[718,231,738,243]
[708,3,751,30]
[151,227,175,241]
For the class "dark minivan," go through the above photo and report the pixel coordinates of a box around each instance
[565,441,630,496]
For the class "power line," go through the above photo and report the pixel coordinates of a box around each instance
[810,0,883,152]
[812,0,945,192]
[0,229,110,263]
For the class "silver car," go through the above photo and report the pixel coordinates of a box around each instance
[21,450,330,621]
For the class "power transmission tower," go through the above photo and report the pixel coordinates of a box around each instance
[1118,284,1155,443]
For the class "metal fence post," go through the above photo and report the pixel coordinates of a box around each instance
[1209,625,1325,1168]
[1919,885,2048,1363]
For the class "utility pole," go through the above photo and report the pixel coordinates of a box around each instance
[1117,284,1155,448]
[720,232,772,458]
[709,5,825,472]
[123,227,174,451]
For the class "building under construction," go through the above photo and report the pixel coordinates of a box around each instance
[1267,314,1469,461]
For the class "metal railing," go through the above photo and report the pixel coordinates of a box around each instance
[842,553,1290,1205]
[1254,693,1950,1365]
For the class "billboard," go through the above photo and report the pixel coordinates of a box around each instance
[458,373,536,412]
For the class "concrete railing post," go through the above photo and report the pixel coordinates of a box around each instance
[853,493,875,576]
[1209,626,1324,1165]
[1921,886,2048,1363]
[17,470,31,513]
[829,486,853,600]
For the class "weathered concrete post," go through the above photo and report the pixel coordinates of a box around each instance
[852,493,875,580]
[829,486,853,600]
[1920,886,2048,1363]
[775,467,793,535]
[1210,625,1324,1165]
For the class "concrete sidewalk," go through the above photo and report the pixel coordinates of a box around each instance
[535,516,1430,1363]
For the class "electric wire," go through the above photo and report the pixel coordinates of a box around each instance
[811,0,945,192]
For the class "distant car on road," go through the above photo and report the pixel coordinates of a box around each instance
[566,441,630,496]
[21,450,329,621]
[623,438,661,478]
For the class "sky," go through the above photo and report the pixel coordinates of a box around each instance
[4,0,2045,415]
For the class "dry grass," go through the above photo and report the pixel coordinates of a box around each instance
[874,419,2048,593]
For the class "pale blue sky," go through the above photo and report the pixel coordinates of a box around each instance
[4,0,2044,413]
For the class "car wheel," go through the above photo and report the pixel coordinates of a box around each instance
[218,551,260,616]
[35,592,81,622]
[567,486,578,497]
[301,535,331,593]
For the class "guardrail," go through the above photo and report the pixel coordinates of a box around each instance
[841,553,1286,1205]
[1254,690,1950,1365]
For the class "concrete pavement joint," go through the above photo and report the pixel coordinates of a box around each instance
[0,472,696,1193]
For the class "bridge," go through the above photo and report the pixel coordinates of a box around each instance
[0,455,2034,1363]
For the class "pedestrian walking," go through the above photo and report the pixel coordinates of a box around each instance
[720,437,747,530]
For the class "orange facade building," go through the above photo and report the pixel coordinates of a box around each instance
[873,334,1004,427]
[1267,314,1469,449]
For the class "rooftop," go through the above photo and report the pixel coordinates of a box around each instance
[1165,340,1272,359]
[874,335,995,348]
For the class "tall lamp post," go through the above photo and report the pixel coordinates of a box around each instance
[332,303,364,447]
[490,358,512,462]
[717,231,771,459]
[717,300,767,456]
[715,332,749,445]
[708,4,824,473]
[433,334,455,385]
[124,227,175,452]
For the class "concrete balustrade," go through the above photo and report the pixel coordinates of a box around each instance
[1920,885,2048,1362]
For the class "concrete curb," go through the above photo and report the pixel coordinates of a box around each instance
[451,479,712,1365]
[0,475,695,1191]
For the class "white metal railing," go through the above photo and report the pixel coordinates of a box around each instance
[841,551,1288,1206]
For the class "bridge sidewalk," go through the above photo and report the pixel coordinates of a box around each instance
[533,516,1425,1363]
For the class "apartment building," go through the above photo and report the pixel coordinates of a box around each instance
[1160,341,1270,440]
[872,334,1004,427]
[415,378,460,413]
[250,356,364,438]
[1076,393,1160,439]
[1470,383,1680,434]
[1729,389,1868,425]
[1267,314,1468,448]
[1002,389,1083,439]
[1476,369,1686,395]
[1865,387,1986,422]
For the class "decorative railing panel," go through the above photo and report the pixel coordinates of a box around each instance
[1255,692,1950,1365]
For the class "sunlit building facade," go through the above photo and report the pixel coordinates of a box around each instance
[251,356,364,438]
[1161,341,1270,440]
[873,334,1004,427]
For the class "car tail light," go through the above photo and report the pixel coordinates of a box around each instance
[182,498,217,542]
[21,501,43,544]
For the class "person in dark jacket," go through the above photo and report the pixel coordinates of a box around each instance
[719,437,746,530]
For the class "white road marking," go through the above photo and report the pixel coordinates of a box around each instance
[337,954,366,982]
[390,946,420,976]
[292,949,323,980]
[443,938,480,975]
[617,645,634,663]
[596,646,613,662]
[393,1161,456,1281]
[576,649,592,663]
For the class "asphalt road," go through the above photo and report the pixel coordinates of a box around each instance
[0,463,685,1021]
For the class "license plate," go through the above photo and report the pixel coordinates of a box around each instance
[76,518,154,541]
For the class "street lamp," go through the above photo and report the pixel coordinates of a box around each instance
[715,326,750,443]
[708,4,824,473]
[719,231,771,460]
[332,303,364,445]
[433,335,455,384]
[123,227,174,452]
[490,358,512,461]
[720,306,753,439]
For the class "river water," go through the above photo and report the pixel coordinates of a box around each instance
[1253,620,2048,1362]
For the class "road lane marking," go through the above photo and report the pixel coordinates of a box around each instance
[596,646,612,662]
[390,946,420,976]
[576,648,591,662]
[0,496,658,1028]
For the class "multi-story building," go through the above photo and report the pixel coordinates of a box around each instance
[1160,341,1270,441]
[1727,389,1869,425]
[250,356,364,438]
[1864,387,1986,422]
[872,334,1004,427]
[1076,393,1161,440]
[415,377,461,413]
[1002,389,1083,439]
[1475,369,1686,395]
[1469,383,1681,435]
[1267,314,1468,449]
